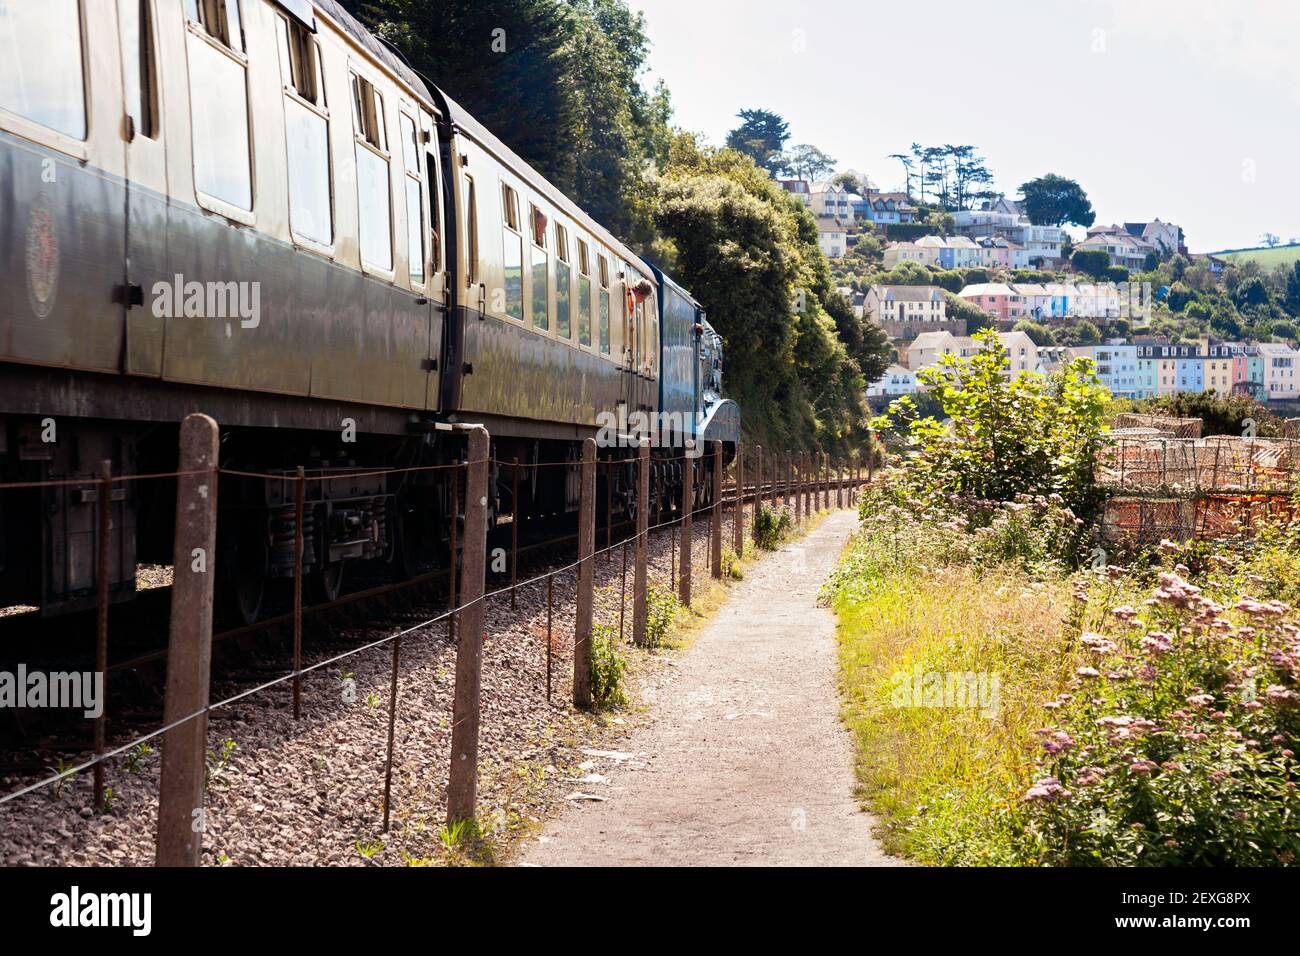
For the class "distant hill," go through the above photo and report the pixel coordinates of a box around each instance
[1211,243,1300,269]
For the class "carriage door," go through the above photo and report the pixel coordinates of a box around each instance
[422,109,447,410]
[620,266,638,419]
[119,0,168,376]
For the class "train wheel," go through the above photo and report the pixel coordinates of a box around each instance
[311,562,345,604]
[389,489,428,580]
[218,512,269,627]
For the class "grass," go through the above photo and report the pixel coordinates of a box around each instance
[834,554,1079,864]
[1215,243,1300,270]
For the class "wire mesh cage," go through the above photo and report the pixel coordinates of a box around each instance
[1110,413,1204,439]
[1095,435,1300,495]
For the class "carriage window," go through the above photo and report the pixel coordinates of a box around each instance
[500,183,523,319]
[277,15,331,245]
[352,74,385,150]
[352,72,391,269]
[0,0,87,140]
[598,254,611,355]
[187,0,252,210]
[401,114,424,284]
[530,205,549,330]
[501,184,519,230]
[425,149,442,273]
[555,223,571,339]
[189,0,244,54]
[576,239,592,347]
[281,15,319,104]
[123,0,159,140]
[463,173,478,285]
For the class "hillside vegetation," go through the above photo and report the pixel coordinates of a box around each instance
[834,337,1300,865]
[1217,244,1300,271]
[346,0,890,457]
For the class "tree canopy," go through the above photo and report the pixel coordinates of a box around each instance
[1018,174,1096,228]
[724,108,790,177]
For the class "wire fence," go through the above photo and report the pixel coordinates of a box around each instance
[0,435,868,866]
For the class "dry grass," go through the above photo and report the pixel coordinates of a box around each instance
[835,559,1080,864]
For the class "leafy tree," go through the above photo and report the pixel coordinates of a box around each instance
[1284,262,1300,316]
[779,143,837,183]
[1018,173,1096,227]
[1013,319,1055,346]
[1262,232,1281,248]
[872,330,1108,518]
[725,108,790,177]
[1071,248,1110,279]
[348,0,668,245]
[1234,275,1270,309]
[943,292,991,334]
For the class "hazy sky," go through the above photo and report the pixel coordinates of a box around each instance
[630,0,1300,252]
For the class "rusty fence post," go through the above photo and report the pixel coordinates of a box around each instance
[93,459,112,810]
[446,426,490,825]
[156,413,220,867]
[382,627,402,833]
[292,464,305,720]
[795,455,803,524]
[632,439,649,646]
[784,454,791,510]
[732,445,743,558]
[751,444,762,546]
[510,457,519,610]
[711,441,722,579]
[795,452,806,520]
[837,463,844,510]
[573,438,596,709]
[448,463,459,644]
[680,454,693,607]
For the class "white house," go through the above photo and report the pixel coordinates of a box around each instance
[867,364,920,397]
[817,217,849,259]
[864,285,947,326]
[1258,342,1299,399]
[809,181,857,223]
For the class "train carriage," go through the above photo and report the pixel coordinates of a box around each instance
[0,0,737,623]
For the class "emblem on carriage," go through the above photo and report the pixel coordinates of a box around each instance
[26,192,61,319]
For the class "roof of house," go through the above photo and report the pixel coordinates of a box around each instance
[958,283,1018,297]
[908,331,956,351]
[816,217,848,233]
[1011,283,1049,296]
[871,284,943,302]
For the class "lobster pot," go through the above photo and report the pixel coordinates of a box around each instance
[1101,497,1195,545]
[1111,414,1202,439]
[1196,494,1294,539]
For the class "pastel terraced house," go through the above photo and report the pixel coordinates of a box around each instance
[957,283,1026,321]
[1258,343,1300,399]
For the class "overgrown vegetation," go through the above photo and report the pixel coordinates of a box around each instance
[589,624,628,710]
[834,339,1300,865]
[871,329,1109,523]
[644,584,683,649]
[753,504,793,550]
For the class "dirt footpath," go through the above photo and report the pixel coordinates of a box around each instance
[520,510,899,867]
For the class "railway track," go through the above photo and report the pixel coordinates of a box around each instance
[0,472,865,777]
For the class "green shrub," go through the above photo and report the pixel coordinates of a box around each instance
[871,328,1109,523]
[589,625,628,710]
[645,584,682,648]
[1010,566,1300,866]
[754,504,792,550]
[721,547,743,579]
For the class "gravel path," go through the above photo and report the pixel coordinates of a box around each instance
[521,509,899,867]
